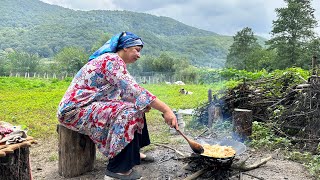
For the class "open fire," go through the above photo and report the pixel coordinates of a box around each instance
[184,153,234,180]
[178,137,246,179]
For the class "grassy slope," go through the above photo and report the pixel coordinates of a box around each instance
[0,77,225,141]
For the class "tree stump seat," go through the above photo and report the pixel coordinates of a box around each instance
[232,108,253,142]
[0,136,36,180]
[57,124,96,178]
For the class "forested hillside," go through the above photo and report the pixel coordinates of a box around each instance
[0,0,251,68]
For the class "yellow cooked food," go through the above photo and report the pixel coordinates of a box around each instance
[201,144,236,158]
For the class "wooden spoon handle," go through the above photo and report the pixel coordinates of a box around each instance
[176,129,189,141]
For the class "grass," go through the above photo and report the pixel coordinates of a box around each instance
[1,76,319,177]
[0,77,225,142]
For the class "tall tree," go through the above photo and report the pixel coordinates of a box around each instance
[226,27,261,70]
[54,47,88,74]
[267,0,318,69]
[6,51,40,73]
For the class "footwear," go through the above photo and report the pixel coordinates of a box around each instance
[141,155,155,163]
[104,169,142,180]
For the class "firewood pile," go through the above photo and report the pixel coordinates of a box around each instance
[0,136,36,157]
[193,71,320,152]
[178,153,272,180]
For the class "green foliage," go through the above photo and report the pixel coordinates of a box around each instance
[90,33,112,54]
[0,77,214,138]
[142,84,215,109]
[175,66,199,84]
[245,48,277,71]
[135,52,190,74]
[0,53,10,76]
[128,52,192,82]
[0,0,234,68]
[249,121,291,150]
[152,53,176,72]
[0,77,70,137]
[226,27,262,70]
[197,68,268,84]
[6,51,41,73]
[0,67,317,176]
[54,46,89,74]
[267,0,318,69]
[288,151,320,178]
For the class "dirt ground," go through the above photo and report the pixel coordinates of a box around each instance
[29,136,317,180]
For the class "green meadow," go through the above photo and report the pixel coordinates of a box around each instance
[0,77,227,141]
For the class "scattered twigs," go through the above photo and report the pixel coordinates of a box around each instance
[241,172,265,180]
[239,171,243,180]
[271,126,290,139]
[183,167,209,180]
[297,75,308,83]
[152,143,185,157]
[268,97,287,109]
[232,155,250,169]
[231,155,272,171]
[291,138,320,142]
[286,109,317,118]
[195,128,208,139]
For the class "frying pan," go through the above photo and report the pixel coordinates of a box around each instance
[197,137,246,159]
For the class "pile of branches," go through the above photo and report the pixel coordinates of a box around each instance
[193,71,320,152]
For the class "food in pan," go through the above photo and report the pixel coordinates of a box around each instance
[201,144,236,158]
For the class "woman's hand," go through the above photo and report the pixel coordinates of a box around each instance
[162,111,178,129]
[144,105,151,113]
[149,98,178,129]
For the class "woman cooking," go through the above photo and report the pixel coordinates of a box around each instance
[57,31,178,179]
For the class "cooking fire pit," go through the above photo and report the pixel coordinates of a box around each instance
[182,138,246,180]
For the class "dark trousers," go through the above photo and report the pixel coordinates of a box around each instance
[107,114,150,173]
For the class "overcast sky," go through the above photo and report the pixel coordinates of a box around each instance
[40,0,320,39]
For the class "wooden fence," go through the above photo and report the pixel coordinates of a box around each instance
[6,72,189,84]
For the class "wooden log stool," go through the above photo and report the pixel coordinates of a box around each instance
[0,136,36,180]
[57,124,96,178]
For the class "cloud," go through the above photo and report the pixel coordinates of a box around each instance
[112,0,190,12]
[39,0,320,38]
[40,0,119,10]
[143,0,287,37]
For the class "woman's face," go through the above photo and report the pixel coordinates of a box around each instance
[122,46,142,64]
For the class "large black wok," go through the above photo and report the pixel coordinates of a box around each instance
[196,137,246,163]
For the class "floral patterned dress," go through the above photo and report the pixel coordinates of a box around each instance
[57,53,156,159]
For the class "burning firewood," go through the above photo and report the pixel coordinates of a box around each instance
[231,155,272,171]
[183,167,209,180]
[183,155,272,180]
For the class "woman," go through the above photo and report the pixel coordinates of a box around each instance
[57,31,178,180]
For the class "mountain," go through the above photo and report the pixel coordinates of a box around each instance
[0,0,260,68]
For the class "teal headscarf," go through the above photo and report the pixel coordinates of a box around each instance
[88,31,144,61]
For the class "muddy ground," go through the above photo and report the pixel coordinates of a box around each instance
[30,136,316,180]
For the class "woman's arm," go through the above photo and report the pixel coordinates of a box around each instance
[150,98,178,129]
